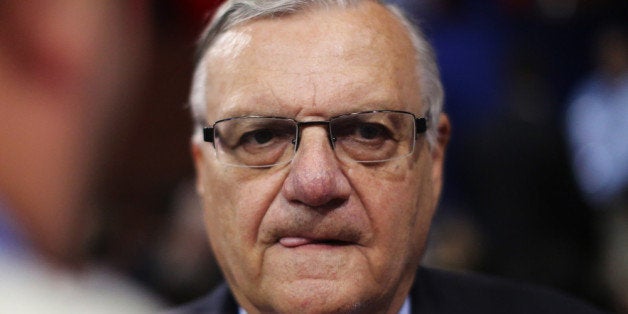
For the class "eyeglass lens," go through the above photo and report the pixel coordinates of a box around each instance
[212,111,416,167]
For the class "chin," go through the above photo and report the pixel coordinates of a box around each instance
[263,279,386,314]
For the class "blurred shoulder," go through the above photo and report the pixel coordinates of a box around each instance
[0,256,163,313]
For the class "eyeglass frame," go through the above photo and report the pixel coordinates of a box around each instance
[202,110,428,167]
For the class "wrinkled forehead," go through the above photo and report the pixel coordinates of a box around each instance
[206,1,412,59]
[199,1,421,119]
[195,0,382,64]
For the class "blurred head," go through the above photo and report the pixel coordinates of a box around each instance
[595,25,628,79]
[0,0,147,267]
[190,0,450,313]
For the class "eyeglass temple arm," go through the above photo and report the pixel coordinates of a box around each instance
[203,127,214,143]
[415,117,427,134]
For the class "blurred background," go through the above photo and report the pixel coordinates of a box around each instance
[1,0,625,312]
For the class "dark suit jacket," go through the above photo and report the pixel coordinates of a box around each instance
[169,267,605,313]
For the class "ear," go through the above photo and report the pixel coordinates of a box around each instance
[430,113,451,202]
[191,140,207,195]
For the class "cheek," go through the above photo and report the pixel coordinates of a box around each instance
[349,159,434,260]
[200,165,287,278]
[352,162,427,217]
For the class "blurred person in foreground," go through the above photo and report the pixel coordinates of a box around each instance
[566,25,628,313]
[0,1,161,312]
[173,0,605,313]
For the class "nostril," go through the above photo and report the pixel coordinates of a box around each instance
[282,165,351,208]
[293,197,347,214]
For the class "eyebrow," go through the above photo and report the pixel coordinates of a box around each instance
[212,88,407,122]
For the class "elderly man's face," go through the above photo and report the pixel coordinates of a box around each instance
[193,2,449,313]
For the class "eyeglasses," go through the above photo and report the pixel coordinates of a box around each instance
[203,110,427,168]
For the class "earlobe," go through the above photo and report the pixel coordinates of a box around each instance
[436,113,451,156]
[430,113,451,200]
[191,141,206,194]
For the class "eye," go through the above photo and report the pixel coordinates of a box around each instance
[241,128,280,146]
[356,123,387,140]
[335,122,392,142]
[248,129,274,144]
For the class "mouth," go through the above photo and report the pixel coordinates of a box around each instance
[279,237,354,248]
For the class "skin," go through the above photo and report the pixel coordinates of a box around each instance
[192,1,450,313]
[0,0,146,267]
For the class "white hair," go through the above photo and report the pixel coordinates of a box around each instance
[189,0,444,147]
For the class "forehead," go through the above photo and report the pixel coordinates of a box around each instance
[202,1,421,120]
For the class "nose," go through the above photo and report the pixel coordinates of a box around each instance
[281,126,351,208]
